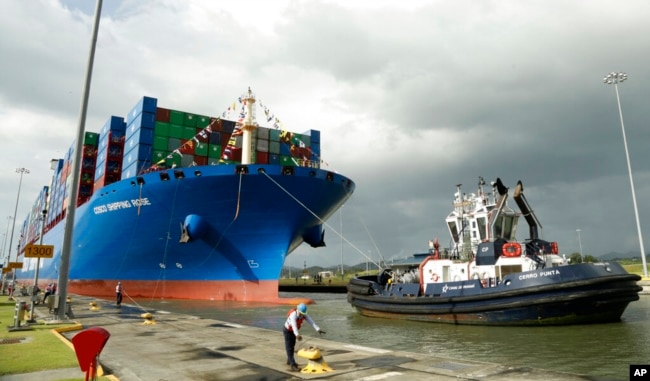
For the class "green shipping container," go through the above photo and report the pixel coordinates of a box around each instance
[208,145,222,158]
[182,126,197,139]
[184,113,197,127]
[152,150,169,163]
[170,110,185,125]
[292,134,310,147]
[195,142,209,156]
[169,124,183,139]
[280,155,297,166]
[197,115,210,128]
[154,121,170,137]
[153,136,169,151]
[166,154,182,167]
[84,132,99,146]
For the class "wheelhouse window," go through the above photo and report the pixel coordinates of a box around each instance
[448,220,459,243]
[477,216,487,241]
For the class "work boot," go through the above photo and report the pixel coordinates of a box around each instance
[290,364,301,372]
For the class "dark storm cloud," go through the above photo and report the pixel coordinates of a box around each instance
[1,0,649,269]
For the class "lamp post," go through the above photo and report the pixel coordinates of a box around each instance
[27,209,47,323]
[603,72,648,278]
[576,229,584,263]
[1,217,12,294]
[56,0,103,320]
[7,168,29,262]
[340,205,344,277]
[2,216,12,263]
[7,168,29,287]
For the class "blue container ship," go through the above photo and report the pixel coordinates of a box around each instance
[14,89,354,302]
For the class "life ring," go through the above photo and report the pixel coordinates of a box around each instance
[432,273,439,282]
[453,275,461,282]
[502,242,522,257]
[471,272,480,280]
[550,242,559,255]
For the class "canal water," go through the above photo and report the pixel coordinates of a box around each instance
[133,293,650,380]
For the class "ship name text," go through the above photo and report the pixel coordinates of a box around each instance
[93,198,152,214]
[518,269,560,280]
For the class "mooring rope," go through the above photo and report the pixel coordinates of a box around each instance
[260,170,379,267]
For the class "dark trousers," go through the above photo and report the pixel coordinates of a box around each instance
[116,292,122,305]
[283,327,297,366]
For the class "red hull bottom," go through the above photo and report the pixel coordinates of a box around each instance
[37,279,311,305]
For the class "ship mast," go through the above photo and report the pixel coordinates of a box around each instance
[240,88,258,165]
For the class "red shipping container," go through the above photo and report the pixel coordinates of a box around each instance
[179,139,196,155]
[83,145,98,157]
[193,156,207,166]
[222,146,241,162]
[256,151,269,164]
[195,128,210,143]
[156,107,171,122]
[209,117,222,132]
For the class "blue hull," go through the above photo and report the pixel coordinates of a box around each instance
[17,164,354,301]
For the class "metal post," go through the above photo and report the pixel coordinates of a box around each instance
[2,216,11,259]
[340,205,344,277]
[1,216,12,294]
[603,72,648,278]
[576,229,584,263]
[56,0,103,320]
[7,169,28,298]
[27,210,47,323]
[7,169,29,265]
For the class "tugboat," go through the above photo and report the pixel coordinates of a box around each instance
[347,177,642,326]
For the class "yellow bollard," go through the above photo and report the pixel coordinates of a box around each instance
[89,301,100,311]
[296,346,334,374]
[140,312,156,325]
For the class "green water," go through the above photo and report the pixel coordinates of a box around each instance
[135,293,650,380]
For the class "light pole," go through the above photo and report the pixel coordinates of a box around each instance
[7,168,29,286]
[28,209,47,323]
[1,217,12,293]
[576,229,584,263]
[2,217,12,263]
[339,205,344,277]
[603,72,648,278]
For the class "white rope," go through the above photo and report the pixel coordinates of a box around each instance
[260,170,379,267]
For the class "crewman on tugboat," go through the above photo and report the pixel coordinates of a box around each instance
[283,303,325,371]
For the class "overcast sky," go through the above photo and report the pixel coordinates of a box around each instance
[1,0,649,270]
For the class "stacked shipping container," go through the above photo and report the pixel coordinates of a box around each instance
[18,95,322,249]
[95,116,126,191]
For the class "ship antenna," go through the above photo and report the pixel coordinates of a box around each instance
[240,87,258,165]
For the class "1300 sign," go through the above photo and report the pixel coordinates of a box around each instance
[24,244,54,258]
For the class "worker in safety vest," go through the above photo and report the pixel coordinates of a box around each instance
[283,303,325,371]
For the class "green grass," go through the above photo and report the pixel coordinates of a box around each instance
[622,264,649,279]
[0,296,111,380]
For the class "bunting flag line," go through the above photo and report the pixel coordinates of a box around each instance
[141,95,328,174]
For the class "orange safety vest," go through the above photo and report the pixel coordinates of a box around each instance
[285,308,305,332]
